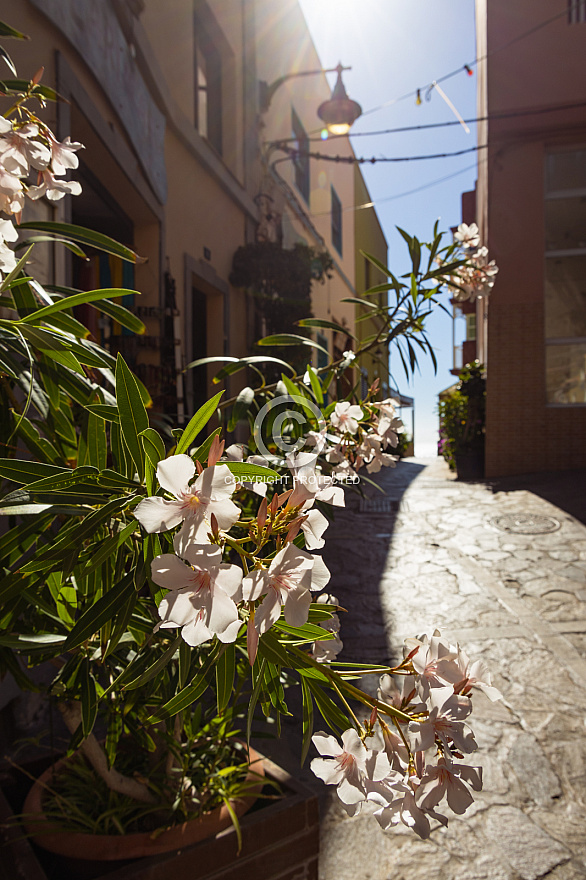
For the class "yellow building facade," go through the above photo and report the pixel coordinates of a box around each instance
[5,0,388,422]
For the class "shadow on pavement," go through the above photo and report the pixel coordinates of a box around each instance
[254,458,426,789]
[322,459,427,668]
[488,468,586,527]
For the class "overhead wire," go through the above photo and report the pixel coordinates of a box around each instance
[299,100,586,143]
[311,161,483,218]
[274,142,489,165]
[359,1,581,119]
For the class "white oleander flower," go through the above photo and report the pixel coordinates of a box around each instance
[152,541,242,646]
[134,454,240,542]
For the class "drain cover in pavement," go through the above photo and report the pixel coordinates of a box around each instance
[488,513,561,534]
[359,498,399,513]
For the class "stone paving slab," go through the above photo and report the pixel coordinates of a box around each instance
[316,457,586,880]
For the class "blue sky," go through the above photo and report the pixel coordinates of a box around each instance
[297,0,478,455]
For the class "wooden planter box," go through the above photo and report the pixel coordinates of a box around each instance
[0,755,319,880]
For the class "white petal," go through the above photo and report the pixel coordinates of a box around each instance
[214,563,243,600]
[151,554,195,590]
[174,538,222,569]
[158,589,198,627]
[209,497,241,530]
[242,569,269,601]
[312,731,342,757]
[341,729,365,760]
[254,590,282,635]
[445,776,474,814]
[310,757,344,785]
[181,616,213,647]
[217,618,242,643]
[134,497,186,532]
[195,464,236,501]
[156,454,195,497]
[337,777,366,805]
[175,515,211,547]
[270,544,313,586]
[207,586,239,635]
[301,509,329,550]
[224,444,244,461]
[310,556,331,591]
[283,588,311,627]
[316,485,345,507]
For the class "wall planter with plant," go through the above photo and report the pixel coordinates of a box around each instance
[438,361,486,481]
[0,755,319,880]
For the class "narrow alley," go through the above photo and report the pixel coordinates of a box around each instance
[317,457,586,880]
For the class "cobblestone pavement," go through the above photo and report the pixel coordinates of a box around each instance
[315,456,586,880]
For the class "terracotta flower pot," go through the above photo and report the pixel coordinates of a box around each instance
[22,745,265,861]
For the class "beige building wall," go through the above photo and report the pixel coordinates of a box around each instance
[255,0,357,364]
[7,0,258,422]
[354,165,389,392]
[6,0,379,424]
[476,0,586,476]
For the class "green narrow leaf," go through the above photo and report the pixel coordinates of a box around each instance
[18,222,146,264]
[305,365,324,405]
[223,462,278,480]
[213,356,295,381]
[77,522,137,578]
[178,639,191,689]
[105,713,122,769]
[305,679,349,732]
[115,355,148,480]
[258,630,291,667]
[175,392,224,455]
[247,658,266,744]
[0,459,68,485]
[257,334,329,355]
[85,404,120,423]
[80,659,98,736]
[103,588,138,660]
[18,288,139,324]
[140,428,166,469]
[46,285,146,334]
[0,248,34,293]
[0,80,63,101]
[263,660,287,714]
[228,387,254,432]
[146,644,220,722]
[300,677,314,765]
[0,20,30,39]
[141,427,165,494]
[361,250,391,279]
[297,318,357,341]
[63,573,135,650]
[410,274,418,306]
[191,428,222,463]
[0,46,16,76]
[87,411,107,470]
[15,235,88,259]
[124,637,182,691]
[215,644,235,713]
[23,466,100,493]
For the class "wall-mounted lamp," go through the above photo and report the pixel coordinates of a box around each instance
[318,64,362,136]
[259,62,362,135]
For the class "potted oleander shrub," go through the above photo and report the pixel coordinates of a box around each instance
[0,20,503,872]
